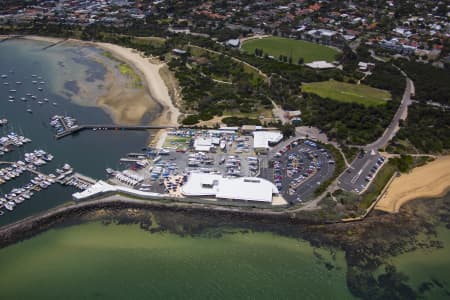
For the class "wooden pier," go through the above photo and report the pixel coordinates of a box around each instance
[0,35,24,43]
[55,124,177,139]
[42,39,68,50]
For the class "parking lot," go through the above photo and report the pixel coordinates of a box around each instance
[261,139,335,203]
[338,151,385,193]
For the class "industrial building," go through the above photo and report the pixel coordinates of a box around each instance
[181,172,278,203]
[253,131,283,153]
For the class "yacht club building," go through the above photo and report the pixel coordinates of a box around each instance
[181,172,278,203]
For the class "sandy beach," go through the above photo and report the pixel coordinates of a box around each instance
[375,156,450,213]
[94,42,181,126]
[7,35,180,126]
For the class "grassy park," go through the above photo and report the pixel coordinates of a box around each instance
[302,80,391,106]
[242,36,339,63]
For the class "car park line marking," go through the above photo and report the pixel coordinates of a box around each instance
[351,159,371,184]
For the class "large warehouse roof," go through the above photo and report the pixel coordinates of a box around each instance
[181,172,278,203]
[253,131,283,150]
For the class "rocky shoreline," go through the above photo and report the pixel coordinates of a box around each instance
[0,196,321,249]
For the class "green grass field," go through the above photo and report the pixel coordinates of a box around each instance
[242,37,339,63]
[302,80,391,106]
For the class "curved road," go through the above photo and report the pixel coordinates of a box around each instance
[339,76,414,193]
[364,77,414,151]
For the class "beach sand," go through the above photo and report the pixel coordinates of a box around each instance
[14,35,180,126]
[97,79,158,125]
[94,42,181,126]
[375,156,450,213]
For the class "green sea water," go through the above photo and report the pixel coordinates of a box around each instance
[385,226,450,299]
[0,222,354,300]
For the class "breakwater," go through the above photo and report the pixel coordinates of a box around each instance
[0,195,334,248]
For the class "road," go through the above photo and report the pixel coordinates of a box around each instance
[368,49,389,63]
[338,76,414,192]
[364,78,414,151]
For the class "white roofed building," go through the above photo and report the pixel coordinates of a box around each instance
[226,38,240,48]
[181,172,278,203]
[305,61,336,69]
[253,131,283,153]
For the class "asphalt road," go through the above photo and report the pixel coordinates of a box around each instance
[364,78,414,151]
[339,76,413,193]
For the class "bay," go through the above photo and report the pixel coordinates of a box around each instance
[0,221,354,300]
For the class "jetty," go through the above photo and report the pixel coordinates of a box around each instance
[42,38,68,50]
[72,172,97,185]
[0,35,24,43]
[55,124,177,139]
[120,158,142,163]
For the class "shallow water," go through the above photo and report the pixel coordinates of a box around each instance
[0,221,354,300]
[386,225,450,298]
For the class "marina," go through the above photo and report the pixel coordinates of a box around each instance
[0,38,154,225]
[0,150,91,215]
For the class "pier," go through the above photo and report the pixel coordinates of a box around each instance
[120,158,143,163]
[55,124,177,139]
[42,39,68,50]
[72,172,97,185]
[0,35,24,43]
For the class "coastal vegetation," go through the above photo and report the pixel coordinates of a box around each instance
[298,94,399,145]
[117,63,142,88]
[101,50,143,88]
[362,62,406,97]
[242,36,339,63]
[389,104,450,154]
[167,51,271,124]
[358,161,397,209]
[395,59,450,105]
[302,80,391,107]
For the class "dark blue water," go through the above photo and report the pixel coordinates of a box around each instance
[0,39,153,225]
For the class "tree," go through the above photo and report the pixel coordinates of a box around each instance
[281,124,296,138]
